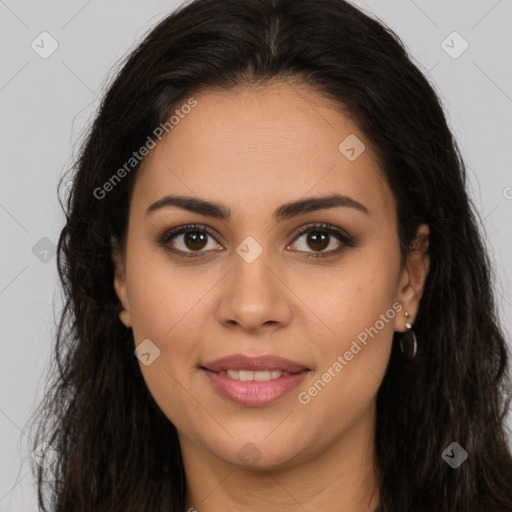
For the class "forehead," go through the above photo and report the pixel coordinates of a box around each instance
[131,82,395,222]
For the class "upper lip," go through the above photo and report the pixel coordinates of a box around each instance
[201,354,310,373]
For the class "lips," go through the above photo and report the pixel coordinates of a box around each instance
[200,354,311,407]
[201,354,310,373]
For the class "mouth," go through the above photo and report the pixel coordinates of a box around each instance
[200,353,311,407]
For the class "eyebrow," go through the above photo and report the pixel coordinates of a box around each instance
[145,193,369,221]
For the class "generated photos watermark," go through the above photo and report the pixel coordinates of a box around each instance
[93,97,198,200]
[298,301,402,405]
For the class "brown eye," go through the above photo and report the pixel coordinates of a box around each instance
[288,223,355,258]
[159,224,222,258]
[304,230,330,252]
[182,230,209,251]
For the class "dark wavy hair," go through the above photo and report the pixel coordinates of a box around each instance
[27,0,512,510]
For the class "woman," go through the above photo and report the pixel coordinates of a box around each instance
[29,0,512,510]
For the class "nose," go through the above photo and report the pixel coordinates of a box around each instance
[216,248,293,333]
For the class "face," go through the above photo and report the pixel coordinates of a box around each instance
[112,81,429,471]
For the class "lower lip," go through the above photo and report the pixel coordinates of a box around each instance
[202,369,309,407]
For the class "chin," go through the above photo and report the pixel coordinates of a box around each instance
[208,435,308,471]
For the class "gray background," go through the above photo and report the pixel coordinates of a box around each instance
[0,0,511,509]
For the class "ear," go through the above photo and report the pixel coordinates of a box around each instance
[394,223,430,332]
[111,236,132,328]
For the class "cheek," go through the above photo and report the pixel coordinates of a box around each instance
[126,249,209,343]
[127,272,205,429]
[302,251,399,343]
[124,250,218,413]
[300,248,400,395]
[295,276,397,440]
[312,282,396,382]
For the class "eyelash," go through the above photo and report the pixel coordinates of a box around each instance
[158,222,356,260]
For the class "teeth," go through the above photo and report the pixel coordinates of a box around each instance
[239,370,253,381]
[221,369,291,381]
[254,370,271,381]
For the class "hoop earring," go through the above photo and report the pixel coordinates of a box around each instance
[400,311,417,359]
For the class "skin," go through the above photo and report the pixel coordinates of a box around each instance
[112,81,430,512]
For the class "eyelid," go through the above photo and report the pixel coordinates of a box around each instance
[159,223,217,241]
[290,222,355,246]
